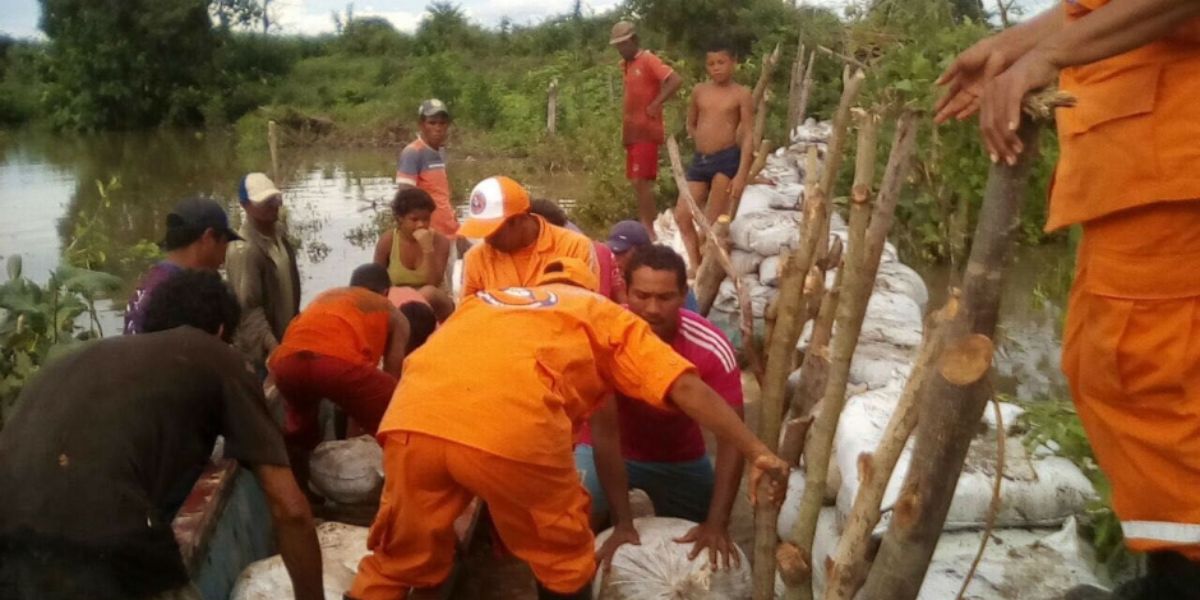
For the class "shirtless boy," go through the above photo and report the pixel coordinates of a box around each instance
[676,42,754,271]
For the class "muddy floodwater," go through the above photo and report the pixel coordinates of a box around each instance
[0,128,1072,400]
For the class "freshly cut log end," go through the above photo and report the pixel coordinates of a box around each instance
[851,183,871,204]
[857,452,874,485]
[777,542,810,586]
[937,334,995,385]
[892,485,923,530]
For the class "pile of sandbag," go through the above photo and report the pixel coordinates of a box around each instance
[308,435,383,505]
[657,117,1103,597]
[594,517,751,600]
[230,521,370,600]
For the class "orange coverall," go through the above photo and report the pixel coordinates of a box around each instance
[459,214,597,299]
[1053,0,1200,559]
[349,281,695,598]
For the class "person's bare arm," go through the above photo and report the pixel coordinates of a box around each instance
[383,308,410,378]
[729,87,755,200]
[254,464,323,600]
[686,87,700,139]
[373,230,393,268]
[934,6,1064,123]
[675,405,745,571]
[648,72,684,116]
[667,373,788,504]
[591,398,641,570]
[980,0,1200,163]
[416,233,450,287]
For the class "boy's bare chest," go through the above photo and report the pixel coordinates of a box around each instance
[697,87,742,117]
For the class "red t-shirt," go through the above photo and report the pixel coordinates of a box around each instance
[621,50,674,145]
[579,309,743,462]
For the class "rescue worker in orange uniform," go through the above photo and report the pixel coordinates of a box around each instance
[936,0,1200,596]
[348,258,789,600]
[458,176,597,299]
[268,264,411,489]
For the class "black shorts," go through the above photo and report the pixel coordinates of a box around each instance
[685,146,741,184]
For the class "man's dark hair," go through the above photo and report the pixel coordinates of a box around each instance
[161,225,207,251]
[625,245,688,293]
[142,270,241,342]
[399,302,436,354]
[350,263,391,295]
[391,187,436,216]
[705,40,737,59]
[529,198,569,227]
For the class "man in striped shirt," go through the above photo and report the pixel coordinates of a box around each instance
[576,244,746,570]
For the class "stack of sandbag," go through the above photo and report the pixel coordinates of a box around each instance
[594,517,750,600]
[230,521,370,600]
[308,435,384,505]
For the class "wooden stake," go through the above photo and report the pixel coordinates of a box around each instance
[787,41,806,134]
[747,138,773,184]
[752,43,783,109]
[693,216,732,316]
[547,79,559,135]
[786,111,918,600]
[667,136,763,383]
[823,291,960,600]
[268,120,279,183]
[858,116,1043,600]
[750,145,826,600]
[796,52,816,131]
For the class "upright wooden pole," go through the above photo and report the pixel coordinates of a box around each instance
[857,117,1043,600]
[547,79,559,135]
[268,120,279,183]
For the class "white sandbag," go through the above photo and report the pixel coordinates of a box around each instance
[652,211,691,269]
[731,250,763,277]
[309,435,384,505]
[759,256,782,287]
[736,185,782,218]
[791,119,833,145]
[982,401,1025,434]
[749,282,777,318]
[230,522,369,600]
[767,183,805,210]
[876,261,929,314]
[833,384,1097,531]
[859,291,924,349]
[712,277,775,318]
[713,280,740,315]
[595,517,750,600]
[729,210,800,255]
[849,341,914,391]
[629,488,656,520]
[905,518,1103,599]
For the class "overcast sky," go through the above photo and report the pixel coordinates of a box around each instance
[0,0,1054,39]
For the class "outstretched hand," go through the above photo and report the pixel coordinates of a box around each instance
[675,521,741,571]
[596,523,641,573]
[978,49,1059,165]
[748,452,790,507]
[934,39,1009,125]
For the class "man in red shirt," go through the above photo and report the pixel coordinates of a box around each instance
[610,21,683,240]
[576,245,746,570]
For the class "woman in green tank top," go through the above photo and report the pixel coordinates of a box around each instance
[373,188,455,320]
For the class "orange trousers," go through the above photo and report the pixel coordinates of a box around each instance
[349,432,595,599]
[1062,201,1200,560]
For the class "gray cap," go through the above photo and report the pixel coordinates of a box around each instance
[418,98,450,119]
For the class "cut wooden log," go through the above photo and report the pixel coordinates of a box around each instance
[857,117,1043,600]
[786,111,919,600]
[693,216,732,316]
[823,291,960,600]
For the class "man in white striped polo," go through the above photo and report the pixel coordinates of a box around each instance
[575,244,746,571]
